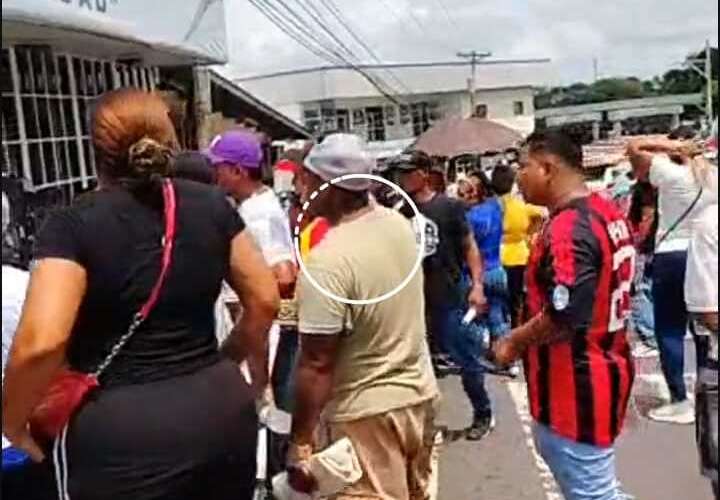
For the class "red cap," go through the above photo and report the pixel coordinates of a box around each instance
[275,159,298,174]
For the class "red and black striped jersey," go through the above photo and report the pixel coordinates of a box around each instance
[525,194,636,447]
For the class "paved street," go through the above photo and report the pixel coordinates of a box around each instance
[436,342,714,499]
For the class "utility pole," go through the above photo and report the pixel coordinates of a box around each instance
[686,39,715,126]
[457,50,492,117]
[705,39,714,123]
[593,57,599,83]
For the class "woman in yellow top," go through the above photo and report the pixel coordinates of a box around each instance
[491,164,545,327]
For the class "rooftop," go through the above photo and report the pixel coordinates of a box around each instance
[231,58,555,107]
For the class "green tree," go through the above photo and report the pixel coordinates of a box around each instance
[591,78,646,101]
[660,68,704,95]
[533,46,717,110]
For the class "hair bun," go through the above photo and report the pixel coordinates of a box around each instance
[128,137,173,179]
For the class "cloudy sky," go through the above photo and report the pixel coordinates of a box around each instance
[223,0,718,85]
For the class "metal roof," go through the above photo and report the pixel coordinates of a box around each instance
[209,70,311,139]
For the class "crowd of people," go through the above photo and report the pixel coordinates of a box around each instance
[1,87,718,500]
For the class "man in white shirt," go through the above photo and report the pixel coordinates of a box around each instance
[685,203,719,499]
[207,130,298,483]
[206,130,295,336]
[628,134,718,424]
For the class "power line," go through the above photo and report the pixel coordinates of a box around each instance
[285,0,360,62]
[376,0,422,38]
[433,0,461,32]
[286,0,406,102]
[382,0,457,54]
[247,0,341,64]
[246,0,405,105]
[287,0,410,97]
[262,0,347,63]
[312,0,414,94]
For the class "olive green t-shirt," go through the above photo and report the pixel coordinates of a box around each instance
[297,206,439,423]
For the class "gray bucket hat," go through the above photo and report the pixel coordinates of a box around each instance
[304,134,375,191]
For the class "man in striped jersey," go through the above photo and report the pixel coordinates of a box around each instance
[492,131,635,500]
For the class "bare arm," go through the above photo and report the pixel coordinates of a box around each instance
[290,334,341,448]
[2,259,87,459]
[223,231,280,394]
[272,260,297,299]
[697,313,719,334]
[627,138,697,182]
[627,140,655,182]
[463,233,487,311]
[492,312,573,366]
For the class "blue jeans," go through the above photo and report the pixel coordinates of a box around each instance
[484,267,511,339]
[534,424,625,500]
[446,278,495,420]
[428,300,455,356]
[630,277,656,348]
[652,251,690,402]
[446,312,492,419]
[272,327,299,413]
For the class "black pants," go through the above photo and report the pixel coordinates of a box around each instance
[696,334,719,499]
[62,360,258,500]
[505,265,527,328]
[2,461,55,500]
[267,327,299,484]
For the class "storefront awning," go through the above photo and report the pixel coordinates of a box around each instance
[209,70,311,140]
[2,0,227,66]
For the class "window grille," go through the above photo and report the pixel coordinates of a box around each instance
[0,45,159,205]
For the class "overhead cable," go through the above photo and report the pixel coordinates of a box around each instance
[247,0,405,105]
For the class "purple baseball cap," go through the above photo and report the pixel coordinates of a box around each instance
[205,130,263,169]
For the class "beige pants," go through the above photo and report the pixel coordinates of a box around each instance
[321,401,436,500]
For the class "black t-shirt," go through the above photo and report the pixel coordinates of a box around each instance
[417,194,470,307]
[34,179,245,388]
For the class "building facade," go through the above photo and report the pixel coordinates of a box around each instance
[1,0,309,265]
[2,0,228,199]
[235,59,554,151]
[535,94,705,144]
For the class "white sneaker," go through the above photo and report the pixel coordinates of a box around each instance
[632,344,659,359]
[648,400,695,425]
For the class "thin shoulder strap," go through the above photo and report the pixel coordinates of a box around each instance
[92,180,178,377]
[656,187,704,248]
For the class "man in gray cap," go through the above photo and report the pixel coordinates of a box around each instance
[288,134,439,499]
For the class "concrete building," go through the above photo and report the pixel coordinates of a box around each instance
[2,0,308,264]
[536,94,704,143]
[235,59,554,155]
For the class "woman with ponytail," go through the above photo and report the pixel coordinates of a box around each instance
[2,89,279,499]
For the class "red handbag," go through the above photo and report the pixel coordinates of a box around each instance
[29,180,178,444]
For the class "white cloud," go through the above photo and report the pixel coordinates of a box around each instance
[222,0,718,84]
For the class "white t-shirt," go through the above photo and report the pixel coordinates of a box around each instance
[650,156,718,253]
[238,188,294,267]
[215,189,293,343]
[685,204,719,313]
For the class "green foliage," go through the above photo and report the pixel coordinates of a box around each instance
[535,46,718,110]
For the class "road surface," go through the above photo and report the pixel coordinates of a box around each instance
[436,341,714,499]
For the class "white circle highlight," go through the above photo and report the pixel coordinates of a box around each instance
[293,173,425,306]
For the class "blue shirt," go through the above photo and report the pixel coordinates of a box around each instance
[467,198,504,271]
